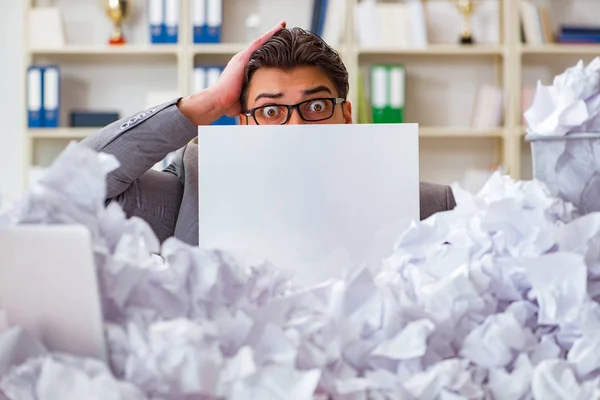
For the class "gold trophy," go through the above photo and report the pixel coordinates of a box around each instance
[454,0,477,44]
[103,0,131,45]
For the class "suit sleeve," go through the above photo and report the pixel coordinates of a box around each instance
[79,98,198,241]
[446,185,457,210]
[80,98,198,197]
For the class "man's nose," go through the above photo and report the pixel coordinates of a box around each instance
[287,108,307,125]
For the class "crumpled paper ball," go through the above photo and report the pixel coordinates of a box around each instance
[529,137,600,215]
[2,142,600,399]
[524,56,600,136]
[525,57,600,215]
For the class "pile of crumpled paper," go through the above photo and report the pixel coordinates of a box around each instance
[525,56,600,214]
[525,56,600,137]
[2,141,600,399]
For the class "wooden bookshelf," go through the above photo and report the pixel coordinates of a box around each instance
[419,127,504,138]
[21,0,600,188]
[28,128,97,139]
[29,45,181,56]
[192,43,248,55]
[520,44,600,55]
[358,44,506,57]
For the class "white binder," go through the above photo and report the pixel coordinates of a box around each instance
[43,66,60,128]
[164,0,179,43]
[27,67,43,128]
[148,0,164,43]
[206,0,222,42]
[192,0,207,43]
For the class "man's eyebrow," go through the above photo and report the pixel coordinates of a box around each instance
[254,92,284,102]
[302,85,333,96]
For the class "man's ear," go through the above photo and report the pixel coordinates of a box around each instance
[343,101,353,124]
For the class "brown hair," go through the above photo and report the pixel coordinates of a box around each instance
[241,27,349,111]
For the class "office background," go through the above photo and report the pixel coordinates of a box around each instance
[1,0,600,208]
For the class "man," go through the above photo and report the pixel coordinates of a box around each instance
[81,23,456,246]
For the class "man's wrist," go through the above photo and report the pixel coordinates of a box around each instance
[177,88,224,126]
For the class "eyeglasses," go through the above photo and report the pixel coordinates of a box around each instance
[244,97,345,125]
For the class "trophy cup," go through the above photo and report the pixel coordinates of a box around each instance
[454,0,477,44]
[103,0,131,45]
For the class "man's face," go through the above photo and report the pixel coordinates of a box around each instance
[240,66,353,125]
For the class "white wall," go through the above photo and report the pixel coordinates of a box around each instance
[0,0,24,207]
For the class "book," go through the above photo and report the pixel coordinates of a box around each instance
[149,0,165,43]
[370,65,405,124]
[370,65,387,124]
[27,66,43,128]
[560,25,600,35]
[520,0,544,45]
[205,0,222,43]
[388,65,405,123]
[557,33,600,43]
[538,6,554,43]
[42,66,60,128]
[164,0,179,43]
[192,0,207,43]
[471,84,503,129]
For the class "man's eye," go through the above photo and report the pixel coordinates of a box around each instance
[261,106,281,118]
[308,100,326,112]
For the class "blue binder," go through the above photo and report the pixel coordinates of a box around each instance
[164,0,179,43]
[205,0,222,43]
[317,0,328,37]
[192,0,207,43]
[42,65,60,128]
[27,66,43,128]
[149,0,165,44]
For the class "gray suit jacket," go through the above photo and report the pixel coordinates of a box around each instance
[81,99,456,245]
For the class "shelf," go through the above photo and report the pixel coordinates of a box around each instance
[29,45,180,56]
[359,44,505,57]
[192,43,248,55]
[520,126,527,136]
[419,127,504,138]
[28,128,97,139]
[520,44,600,55]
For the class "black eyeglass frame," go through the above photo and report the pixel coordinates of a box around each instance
[244,97,346,125]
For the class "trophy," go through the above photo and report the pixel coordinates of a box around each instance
[454,0,477,44]
[103,0,131,45]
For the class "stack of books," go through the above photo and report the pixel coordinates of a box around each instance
[520,0,553,45]
[557,25,600,44]
[471,84,503,129]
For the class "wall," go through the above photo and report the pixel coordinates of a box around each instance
[0,0,23,208]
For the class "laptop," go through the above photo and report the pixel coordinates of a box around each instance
[0,225,107,361]
[198,123,419,285]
